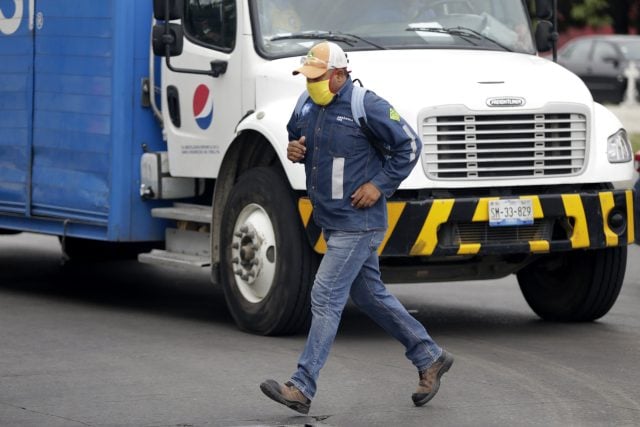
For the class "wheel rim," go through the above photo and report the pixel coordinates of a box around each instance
[230,203,277,304]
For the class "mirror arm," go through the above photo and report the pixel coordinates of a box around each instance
[550,29,559,62]
[164,53,222,77]
[551,0,558,62]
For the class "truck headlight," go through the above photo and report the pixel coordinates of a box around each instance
[607,129,632,163]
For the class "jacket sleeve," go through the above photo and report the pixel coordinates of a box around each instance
[364,92,422,197]
[286,110,300,142]
[286,103,306,164]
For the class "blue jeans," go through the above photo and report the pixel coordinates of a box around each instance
[290,229,442,400]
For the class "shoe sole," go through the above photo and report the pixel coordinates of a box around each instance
[412,352,454,407]
[260,380,310,415]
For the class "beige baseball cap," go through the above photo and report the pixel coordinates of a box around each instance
[293,41,349,79]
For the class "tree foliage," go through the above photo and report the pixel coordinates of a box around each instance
[556,0,638,34]
[528,0,639,34]
[570,0,611,28]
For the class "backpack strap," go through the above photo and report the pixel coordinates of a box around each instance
[294,85,392,158]
[351,85,368,126]
[351,86,392,158]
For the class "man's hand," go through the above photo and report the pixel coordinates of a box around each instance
[287,136,306,162]
[351,182,382,209]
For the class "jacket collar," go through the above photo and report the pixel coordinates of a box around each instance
[334,76,353,100]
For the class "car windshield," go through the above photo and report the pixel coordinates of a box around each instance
[250,0,536,58]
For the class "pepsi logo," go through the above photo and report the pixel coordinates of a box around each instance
[193,84,213,130]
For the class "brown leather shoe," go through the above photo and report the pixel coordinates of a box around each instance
[412,351,454,407]
[260,379,311,414]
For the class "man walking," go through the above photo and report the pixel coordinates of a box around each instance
[260,41,452,414]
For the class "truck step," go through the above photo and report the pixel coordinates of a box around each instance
[151,203,211,223]
[138,249,211,269]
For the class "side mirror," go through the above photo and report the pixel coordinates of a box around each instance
[535,0,553,20]
[152,23,184,57]
[153,0,184,21]
[152,0,221,78]
[535,20,556,53]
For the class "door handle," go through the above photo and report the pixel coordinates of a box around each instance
[166,86,181,128]
[210,60,228,78]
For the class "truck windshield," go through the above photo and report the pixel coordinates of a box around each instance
[251,0,536,58]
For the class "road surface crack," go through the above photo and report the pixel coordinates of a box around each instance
[0,400,92,426]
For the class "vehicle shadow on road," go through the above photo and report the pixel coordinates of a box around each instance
[0,237,625,341]
[336,282,624,343]
[0,241,234,328]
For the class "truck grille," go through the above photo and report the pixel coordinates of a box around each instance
[422,113,587,179]
[439,219,555,246]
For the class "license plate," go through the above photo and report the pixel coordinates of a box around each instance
[488,198,534,227]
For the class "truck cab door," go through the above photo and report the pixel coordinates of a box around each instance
[162,0,242,178]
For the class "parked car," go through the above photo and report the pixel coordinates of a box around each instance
[557,35,640,104]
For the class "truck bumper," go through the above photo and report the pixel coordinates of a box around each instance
[298,189,635,256]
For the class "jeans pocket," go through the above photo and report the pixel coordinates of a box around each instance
[326,230,355,246]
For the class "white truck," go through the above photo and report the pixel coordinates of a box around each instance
[0,0,635,335]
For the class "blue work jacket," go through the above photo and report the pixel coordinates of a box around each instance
[287,78,421,232]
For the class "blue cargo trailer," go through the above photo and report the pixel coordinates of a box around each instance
[0,0,165,241]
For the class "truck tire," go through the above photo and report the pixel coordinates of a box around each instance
[220,167,317,335]
[517,246,627,321]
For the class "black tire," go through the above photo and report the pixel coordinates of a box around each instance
[517,246,627,321]
[220,167,317,335]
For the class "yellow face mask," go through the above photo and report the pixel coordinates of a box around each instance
[307,78,335,106]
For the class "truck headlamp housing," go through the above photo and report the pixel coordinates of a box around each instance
[607,129,632,163]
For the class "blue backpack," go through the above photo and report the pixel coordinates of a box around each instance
[293,84,392,158]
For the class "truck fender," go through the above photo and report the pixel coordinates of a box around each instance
[209,106,307,284]
[591,103,635,189]
[593,103,625,138]
[238,101,306,187]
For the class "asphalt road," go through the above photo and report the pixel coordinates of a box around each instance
[1,233,639,427]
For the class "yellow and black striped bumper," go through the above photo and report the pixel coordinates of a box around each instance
[298,189,635,257]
